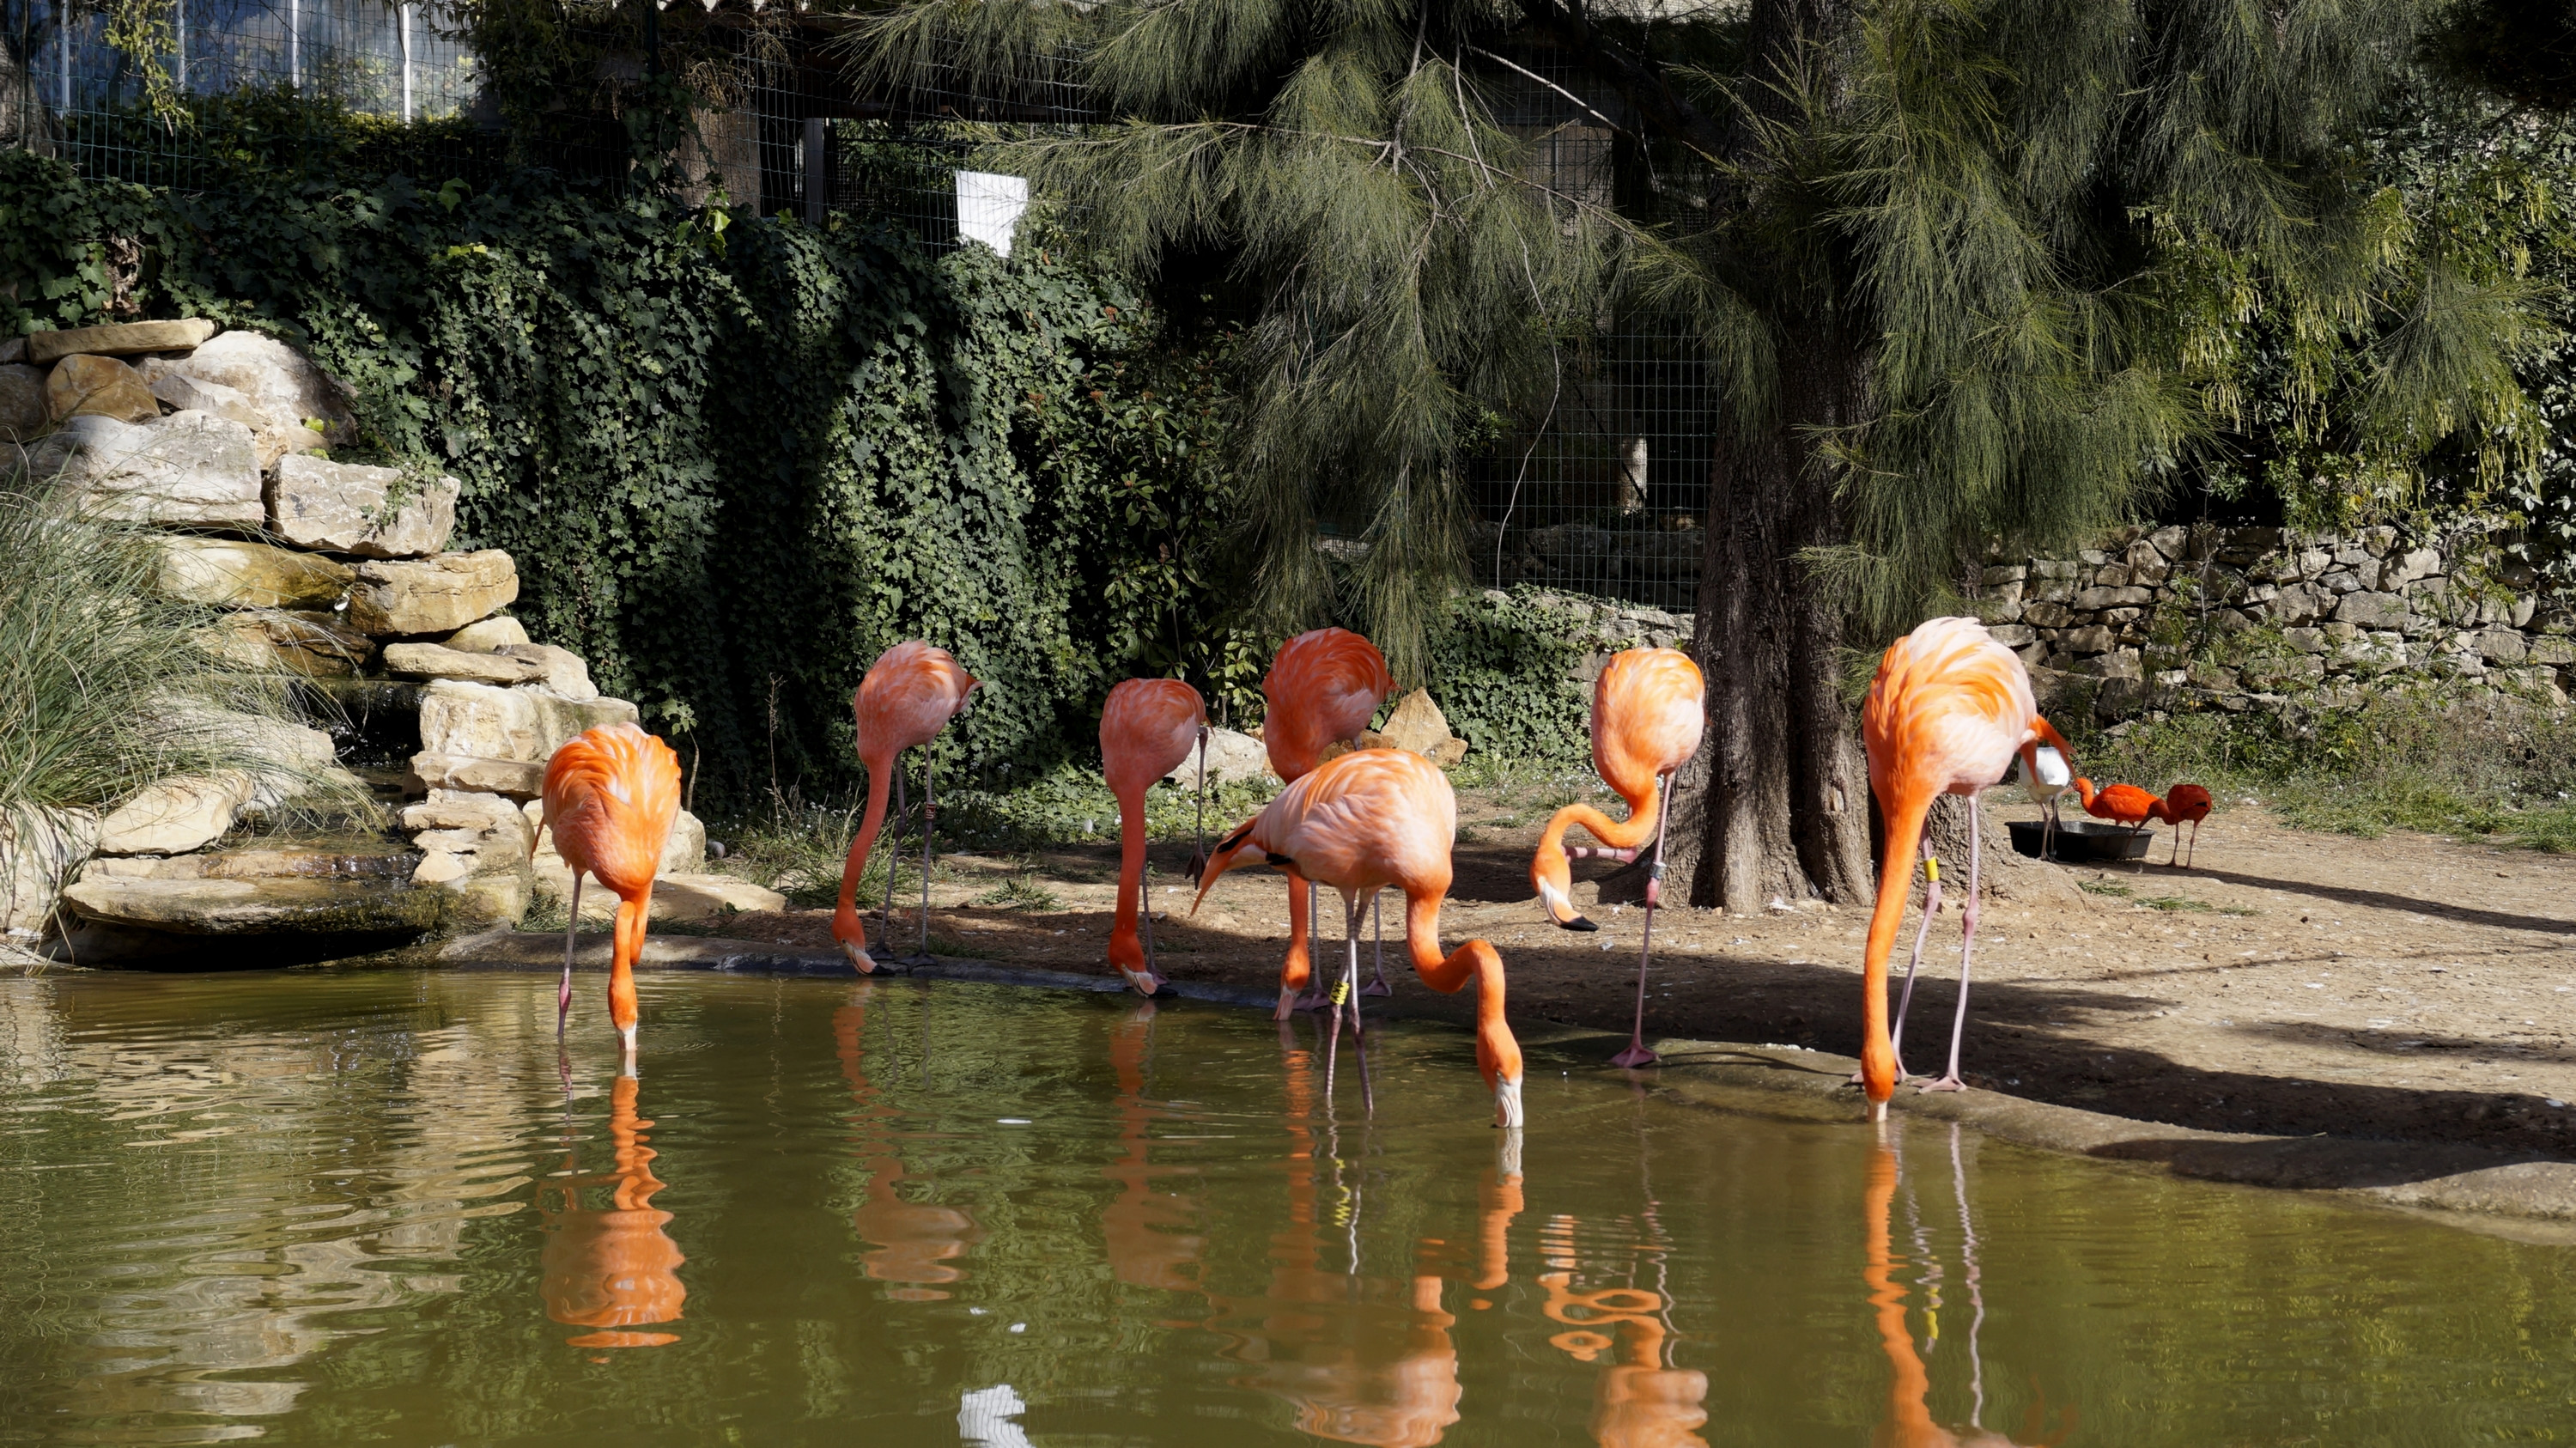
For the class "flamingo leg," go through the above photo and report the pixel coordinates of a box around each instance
[1611,770,1674,1069]
[1922,806,1981,1092]
[1340,893,1366,1042]
[2166,823,2182,868]
[558,871,583,1037]
[911,749,937,964]
[1188,728,1208,883]
[879,769,908,952]
[1363,894,1391,997]
[1139,857,1157,980]
[2186,818,2202,868]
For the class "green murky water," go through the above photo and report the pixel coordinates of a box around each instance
[2,970,2573,1446]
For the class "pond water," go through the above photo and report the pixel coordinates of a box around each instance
[2,970,2573,1446]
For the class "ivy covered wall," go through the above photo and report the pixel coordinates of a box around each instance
[2,147,1232,806]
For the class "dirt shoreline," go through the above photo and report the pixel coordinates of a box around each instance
[641,792,2576,1177]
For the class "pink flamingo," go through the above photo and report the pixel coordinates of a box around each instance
[543,722,682,1066]
[1194,747,1525,1128]
[1101,678,1207,995]
[1528,646,1706,1068]
[830,642,977,972]
[1859,618,2071,1116]
[1258,629,1395,1007]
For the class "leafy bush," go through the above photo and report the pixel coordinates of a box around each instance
[0,143,1234,811]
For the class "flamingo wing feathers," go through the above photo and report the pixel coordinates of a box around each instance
[1101,678,1207,794]
[544,723,683,894]
[1261,628,1394,782]
[853,642,977,764]
[1591,647,1706,794]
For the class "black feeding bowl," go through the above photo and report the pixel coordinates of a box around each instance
[2007,818,2153,863]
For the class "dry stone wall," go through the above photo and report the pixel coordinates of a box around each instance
[1975,523,2572,719]
[6,318,776,963]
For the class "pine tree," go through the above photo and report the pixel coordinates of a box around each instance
[854,0,2535,909]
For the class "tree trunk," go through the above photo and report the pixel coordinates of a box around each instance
[1651,329,1875,913]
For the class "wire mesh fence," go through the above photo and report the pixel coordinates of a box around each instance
[5,5,1708,613]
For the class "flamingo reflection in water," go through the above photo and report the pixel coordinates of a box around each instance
[1534,1206,1710,1447]
[538,1072,686,1348]
[836,986,981,1299]
[1104,1002,1207,1296]
[1864,1129,2078,1448]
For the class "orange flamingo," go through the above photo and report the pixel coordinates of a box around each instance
[538,1073,685,1348]
[1102,678,1207,995]
[2070,777,2162,867]
[1255,630,1395,1007]
[542,722,683,1063]
[2160,782,2213,867]
[831,641,978,972]
[836,988,982,1298]
[1860,618,2071,1116]
[1530,646,1706,1068]
[1862,1141,2075,1448]
[1195,748,1526,1128]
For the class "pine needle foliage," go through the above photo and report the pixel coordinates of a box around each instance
[849,0,2541,654]
[849,0,1619,682]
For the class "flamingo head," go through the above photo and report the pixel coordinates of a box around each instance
[1187,817,1267,916]
[1106,931,1163,997]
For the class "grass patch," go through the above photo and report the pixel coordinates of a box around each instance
[2137,895,2257,916]
[2075,692,2576,853]
[2078,879,2133,897]
[969,874,1061,911]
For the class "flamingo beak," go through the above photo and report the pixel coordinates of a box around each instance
[1493,1075,1525,1130]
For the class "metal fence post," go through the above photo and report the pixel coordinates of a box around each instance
[802,115,823,225]
[289,0,300,91]
[399,2,412,122]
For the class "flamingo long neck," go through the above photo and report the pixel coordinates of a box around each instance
[1864,1147,1935,1440]
[834,753,896,935]
[1530,784,1662,922]
[1108,781,1150,973]
[1404,892,1522,1092]
[608,891,649,1033]
[1859,789,1932,1114]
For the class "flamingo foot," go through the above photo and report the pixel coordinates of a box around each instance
[1611,1042,1658,1069]
[1917,1075,1967,1093]
[1360,978,1394,998]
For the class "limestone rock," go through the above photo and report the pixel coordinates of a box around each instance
[31,411,264,526]
[443,616,529,652]
[2477,627,2529,664]
[2062,625,2115,654]
[157,537,354,609]
[0,362,46,440]
[446,872,532,927]
[2531,635,2576,666]
[197,610,375,676]
[1359,689,1470,769]
[137,331,353,445]
[348,551,519,636]
[43,353,161,423]
[59,874,445,936]
[0,337,21,364]
[2072,585,2152,611]
[27,318,216,363]
[382,641,549,686]
[148,372,316,471]
[3,806,100,934]
[402,789,537,857]
[408,753,547,799]
[1162,726,1272,787]
[415,678,638,763]
[532,863,785,922]
[500,643,596,699]
[2336,592,2411,630]
[94,773,256,855]
[269,455,460,558]
[82,846,419,882]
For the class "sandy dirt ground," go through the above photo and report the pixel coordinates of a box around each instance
[699,792,2576,1160]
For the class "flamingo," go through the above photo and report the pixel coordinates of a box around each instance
[1529,646,1706,1068]
[538,1072,685,1348]
[542,721,683,1065]
[1194,747,1526,1128]
[2070,777,2161,867]
[2019,744,2071,860]
[831,641,977,972]
[1859,618,2071,1118]
[836,989,983,1298]
[2160,782,2213,867]
[1256,629,1395,1007]
[1102,678,1207,995]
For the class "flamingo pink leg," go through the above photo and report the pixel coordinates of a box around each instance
[1363,894,1392,997]
[1611,770,1675,1069]
[1922,806,1982,1093]
[558,872,583,1037]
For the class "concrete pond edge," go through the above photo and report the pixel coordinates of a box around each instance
[434,927,2576,1238]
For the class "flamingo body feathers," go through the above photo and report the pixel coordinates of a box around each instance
[1261,628,1394,783]
[1531,647,1704,928]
